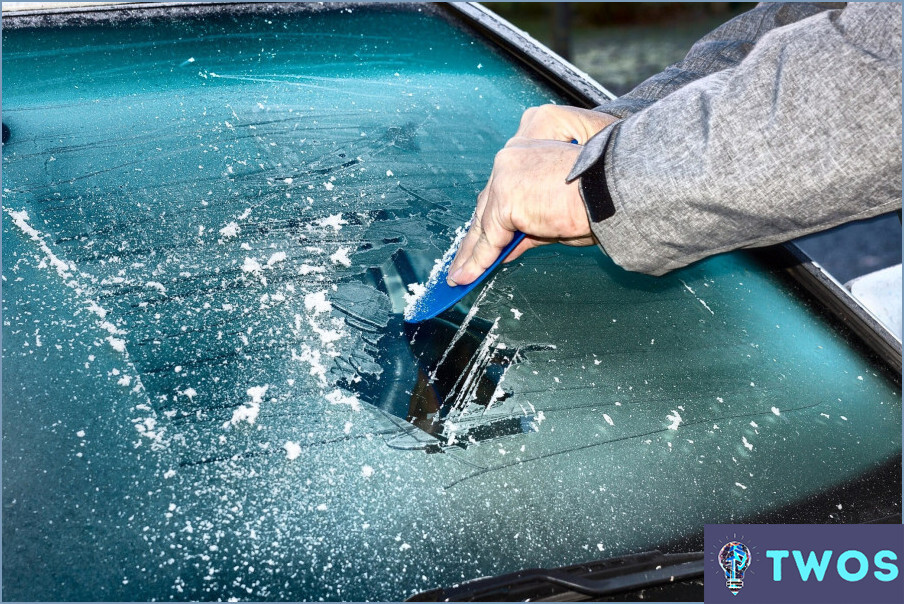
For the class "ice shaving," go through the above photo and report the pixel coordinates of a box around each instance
[403,221,470,321]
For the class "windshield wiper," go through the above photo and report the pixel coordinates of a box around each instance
[407,550,703,602]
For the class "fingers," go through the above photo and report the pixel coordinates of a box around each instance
[448,208,513,286]
[446,138,594,287]
[448,185,491,284]
[505,135,573,149]
[559,234,598,248]
[503,235,546,262]
[514,104,620,144]
[517,106,539,132]
[502,233,595,263]
[515,104,573,142]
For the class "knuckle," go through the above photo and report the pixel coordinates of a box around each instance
[494,147,513,165]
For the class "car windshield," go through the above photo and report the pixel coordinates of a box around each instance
[2,4,900,601]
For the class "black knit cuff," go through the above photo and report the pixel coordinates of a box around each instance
[579,122,620,223]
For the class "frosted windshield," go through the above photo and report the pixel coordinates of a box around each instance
[3,5,900,601]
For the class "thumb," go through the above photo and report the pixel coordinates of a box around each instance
[448,209,515,286]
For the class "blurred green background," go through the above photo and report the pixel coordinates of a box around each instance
[483,2,755,95]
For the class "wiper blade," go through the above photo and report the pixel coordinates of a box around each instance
[407,550,703,602]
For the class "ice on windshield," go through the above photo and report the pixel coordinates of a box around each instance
[3,5,900,602]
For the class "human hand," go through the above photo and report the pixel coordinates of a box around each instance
[515,104,618,144]
[446,105,618,287]
[446,138,594,287]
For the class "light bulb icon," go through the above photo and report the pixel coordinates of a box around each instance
[718,541,751,595]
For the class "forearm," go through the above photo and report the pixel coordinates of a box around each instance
[596,2,843,119]
[573,3,902,276]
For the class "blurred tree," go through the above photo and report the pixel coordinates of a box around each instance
[551,2,573,60]
[482,2,756,95]
[484,3,754,28]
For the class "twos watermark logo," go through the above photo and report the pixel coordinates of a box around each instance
[704,525,903,603]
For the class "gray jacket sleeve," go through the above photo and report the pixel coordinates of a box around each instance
[595,2,844,119]
[570,2,902,276]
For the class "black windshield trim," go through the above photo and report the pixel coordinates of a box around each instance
[407,550,703,602]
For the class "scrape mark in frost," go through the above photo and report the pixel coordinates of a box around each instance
[426,276,495,384]
[679,279,715,315]
[5,208,161,446]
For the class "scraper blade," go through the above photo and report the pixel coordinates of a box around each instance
[403,230,526,323]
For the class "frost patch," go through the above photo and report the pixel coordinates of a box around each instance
[284,441,301,460]
[241,257,263,273]
[266,251,287,267]
[666,410,682,430]
[304,291,332,315]
[330,247,352,267]
[318,214,347,232]
[293,345,326,385]
[325,389,361,412]
[226,402,260,428]
[219,222,240,239]
[107,336,127,352]
[247,385,269,403]
[310,319,343,345]
[146,281,167,294]
[224,386,269,428]
[5,208,138,371]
